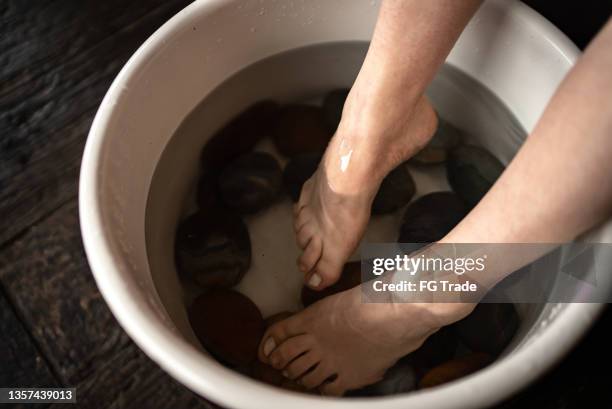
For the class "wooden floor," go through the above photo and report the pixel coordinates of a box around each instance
[0,1,610,408]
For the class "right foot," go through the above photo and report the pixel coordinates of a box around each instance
[295,94,438,290]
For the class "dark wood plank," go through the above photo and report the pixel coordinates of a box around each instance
[0,0,191,246]
[0,200,131,384]
[0,198,217,407]
[49,343,217,409]
[0,288,58,390]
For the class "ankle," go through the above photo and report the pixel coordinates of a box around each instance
[338,94,437,162]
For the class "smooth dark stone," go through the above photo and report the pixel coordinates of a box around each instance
[454,302,519,355]
[412,118,462,165]
[196,170,221,212]
[446,144,505,208]
[348,361,417,396]
[218,152,282,214]
[418,353,493,389]
[406,325,460,376]
[372,163,416,215]
[272,104,332,157]
[398,192,468,245]
[282,152,322,202]
[188,290,264,367]
[301,261,362,307]
[175,210,251,289]
[249,361,284,386]
[201,100,280,172]
[265,311,293,327]
[322,88,349,131]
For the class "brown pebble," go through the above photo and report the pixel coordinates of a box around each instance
[250,360,284,386]
[301,262,362,307]
[189,290,264,367]
[273,104,332,157]
[265,311,293,327]
[418,352,493,389]
[201,100,280,172]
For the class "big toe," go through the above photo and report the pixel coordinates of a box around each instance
[258,315,302,363]
[305,251,344,290]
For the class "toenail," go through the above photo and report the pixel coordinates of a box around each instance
[308,273,322,288]
[263,338,276,356]
[282,370,289,378]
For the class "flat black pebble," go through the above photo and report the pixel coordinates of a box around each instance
[282,152,322,202]
[201,100,280,172]
[175,210,251,289]
[322,88,349,132]
[446,145,505,208]
[218,152,282,214]
[398,192,467,246]
[372,163,416,215]
[196,170,221,212]
[454,302,519,355]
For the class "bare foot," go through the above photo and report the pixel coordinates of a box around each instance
[295,95,438,289]
[258,286,472,395]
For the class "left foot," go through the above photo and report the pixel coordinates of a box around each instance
[294,95,438,290]
[258,286,472,395]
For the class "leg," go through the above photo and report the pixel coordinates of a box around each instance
[296,0,483,290]
[445,17,612,245]
[266,18,612,396]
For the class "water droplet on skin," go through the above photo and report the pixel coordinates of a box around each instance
[250,27,257,33]
[340,150,353,172]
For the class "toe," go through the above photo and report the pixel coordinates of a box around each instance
[297,178,314,205]
[296,223,316,249]
[292,202,302,217]
[283,351,320,380]
[305,256,343,290]
[300,362,336,390]
[298,237,322,273]
[268,335,313,370]
[293,207,310,233]
[258,317,304,363]
[319,378,345,396]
